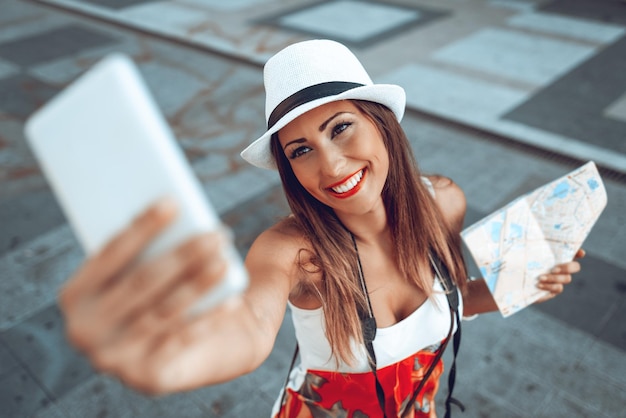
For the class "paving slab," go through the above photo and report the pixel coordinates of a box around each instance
[0,0,625,417]
[0,365,55,418]
[31,0,626,173]
[1,304,95,401]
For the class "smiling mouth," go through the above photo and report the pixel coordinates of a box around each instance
[328,169,365,195]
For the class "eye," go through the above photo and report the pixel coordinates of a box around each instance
[331,121,352,138]
[288,145,311,160]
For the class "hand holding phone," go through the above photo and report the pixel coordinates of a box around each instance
[24,53,248,313]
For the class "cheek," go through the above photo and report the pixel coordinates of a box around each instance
[291,166,319,195]
[367,136,389,173]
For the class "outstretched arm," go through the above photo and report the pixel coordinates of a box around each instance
[60,199,295,395]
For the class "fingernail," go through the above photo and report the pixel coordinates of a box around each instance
[154,197,177,214]
[538,275,548,282]
[550,267,560,274]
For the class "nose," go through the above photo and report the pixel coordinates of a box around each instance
[318,143,346,178]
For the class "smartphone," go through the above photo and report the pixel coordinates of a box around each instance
[24,53,248,313]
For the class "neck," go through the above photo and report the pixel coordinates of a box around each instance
[335,199,390,246]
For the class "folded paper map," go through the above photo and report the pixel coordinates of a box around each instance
[461,161,607,317]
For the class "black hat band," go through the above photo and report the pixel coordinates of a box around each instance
[267,81,365,129]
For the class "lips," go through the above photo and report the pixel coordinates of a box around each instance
[327,169,365,198]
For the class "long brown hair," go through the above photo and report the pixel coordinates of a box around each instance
[270,100,467,365]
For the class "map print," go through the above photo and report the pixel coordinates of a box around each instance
[461,161,608,317]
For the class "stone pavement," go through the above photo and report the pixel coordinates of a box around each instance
[1,0,625,417]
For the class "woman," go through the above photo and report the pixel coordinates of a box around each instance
[60,40,583,417]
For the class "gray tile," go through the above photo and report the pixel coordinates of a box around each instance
[506,307,595,353]
[605,91,626,123]
[489,0,537,13]
[459,391,527,418]
[134,392,209,418]
[503,36,626,155]
[182,0,274,12]
[0,24,119,67]
[540,0,626,26]
[483,312,626,417]
[0,225,83,331]
[507,11,626,44]
[538,390,611,418]
[279,0,419,43]
[208,167,281,216]
[75,0,158,10]
[489,311,592,387]
[473,359,551,415]
[226,390,275,418]
[533,253,626,350]
[0,59,19,80]
[549,363,626,417]
[0,0,45,26]
[222,183,289,255]
[0,339,19,377]
[1,304,95,401]
[138,60,209,116]
[443,309,600,417]
[0,74,59,119]
[0,189,66,256]
[381,63,529,122]
[189,372,258,415]
[120,2,212,30]
[580,339,626,388]
[433,28,596,85]
[0,366,54,418]
[258,0,449,48]
[30,402,70,418]
[55,375,153,418]
[490,173,559,209]
[597,298,626,350]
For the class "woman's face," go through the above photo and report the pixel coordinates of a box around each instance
[277,100,389,216]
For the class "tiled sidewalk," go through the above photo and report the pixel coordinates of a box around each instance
[1,0,625,417]
[32,0,626,173]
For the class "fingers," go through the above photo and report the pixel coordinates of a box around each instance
[535,257,582,303]
[70,230,229,353]
[99,231,228,330]
[61,198,178,306]
[575,248,586,259]
[154,256,228,320]
[550,260,581,275]
[536,274,570,294]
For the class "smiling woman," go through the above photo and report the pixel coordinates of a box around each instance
[276,101,390,209]
[59,39,584,418]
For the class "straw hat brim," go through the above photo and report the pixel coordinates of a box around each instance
[241,83,406,170]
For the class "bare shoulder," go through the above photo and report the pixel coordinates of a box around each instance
[426,175,467,234]
[245,217,310,290]
[251,216,307,253]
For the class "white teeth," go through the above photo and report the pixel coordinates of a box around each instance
[331,170,363,194]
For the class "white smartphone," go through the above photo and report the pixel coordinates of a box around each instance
[24,53,248,313]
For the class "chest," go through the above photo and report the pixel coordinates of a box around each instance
[359,253,430,328]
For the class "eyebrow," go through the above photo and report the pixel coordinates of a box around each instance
[282,112,352,150]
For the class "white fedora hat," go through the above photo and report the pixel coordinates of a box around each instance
[240,39,406,170]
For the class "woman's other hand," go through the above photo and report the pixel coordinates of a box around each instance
[59,198,232,393]
[535,248,586,303]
